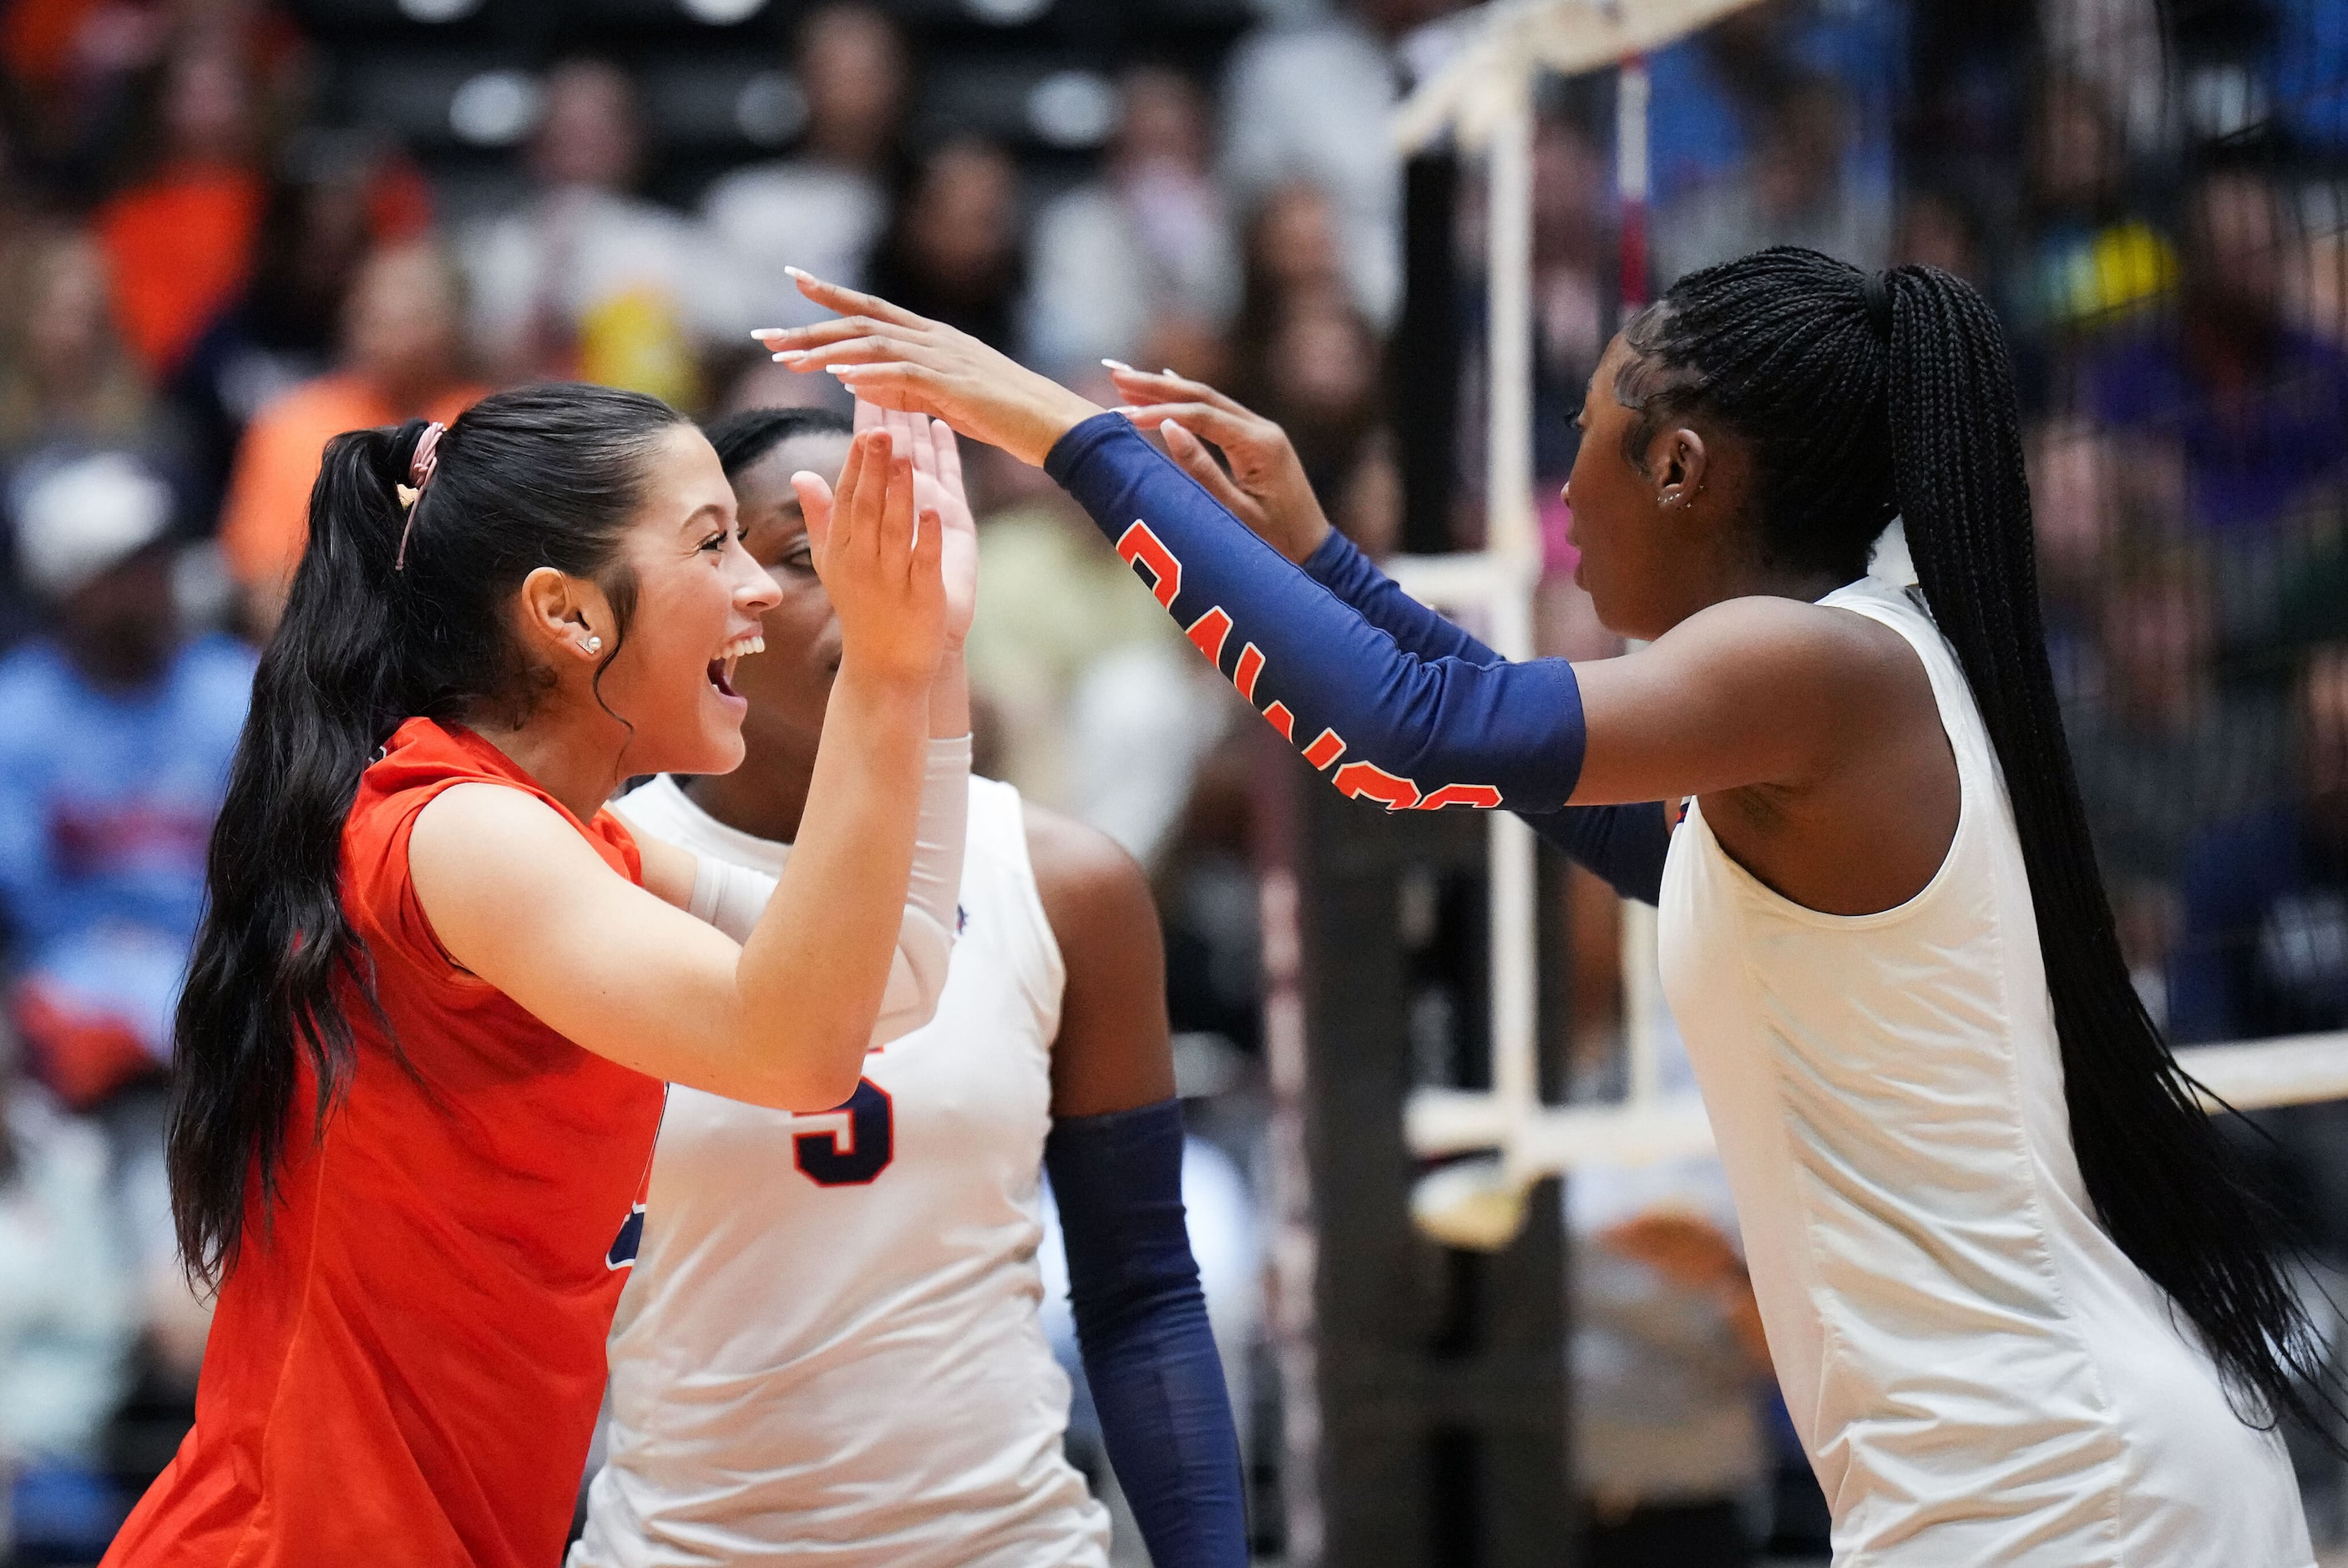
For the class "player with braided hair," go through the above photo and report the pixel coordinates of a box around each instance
[762,249,2321,1563]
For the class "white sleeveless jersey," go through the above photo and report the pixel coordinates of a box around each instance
[1660,576,2313,1567]
[574,775,1112,1568]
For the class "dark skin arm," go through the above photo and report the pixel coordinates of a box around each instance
[1025,803,1179,1116]
[762,276,1960,921]
[1106,366,1957,918]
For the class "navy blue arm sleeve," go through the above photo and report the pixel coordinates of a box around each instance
[1046,1099,1247,1568]
[1046,416,1665,899]
[1300,527,1672,902]
[1046,413,1587,814]
[1298,525,1502,665]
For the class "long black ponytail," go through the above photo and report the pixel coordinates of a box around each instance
[1618,246,2336,1435]
[170,383,684,1288]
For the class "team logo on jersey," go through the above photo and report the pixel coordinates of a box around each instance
[606,1202,646,1270]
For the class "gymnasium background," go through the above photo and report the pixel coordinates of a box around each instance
[0,0,2340,1562]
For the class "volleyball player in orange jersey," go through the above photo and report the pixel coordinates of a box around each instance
[104,382,971,1567]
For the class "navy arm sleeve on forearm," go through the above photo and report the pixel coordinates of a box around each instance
[1046,413,1588,813]
[1046,1099,1247,1568]
[1298,525,1502,665]
[1300,527,1672,902]
[1048,419,1663,898]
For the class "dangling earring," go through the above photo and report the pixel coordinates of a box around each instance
[584,635,604,655]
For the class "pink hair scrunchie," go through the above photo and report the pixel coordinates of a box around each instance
[392,422,446,571]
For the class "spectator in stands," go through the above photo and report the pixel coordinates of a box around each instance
[0,1031,137,1562]
[2090,166,2348,535]
[1232,291,1390,547]
[1024,66,1237,382]
[2173,644,2348,1044]
[1900,0,2033,225]
[1642,0,1904,217]
[2065,539,2287,1000]
[2170,645,2348,1292]
[1226,181,1356,419]
[0,449,249,1117]
[1220,186,1399,549]
[0,226,193,645]
[217,238,483,630]
[1232,180,1351,327]
[2008,75,2171,338]
[2027,417,2121,701]
[170,131,436,524]
[462,58,736,403]
[1220,0,1454,328]
[2026,419,2189,698]
[1530,111,1610,482]
[0,227,180,474]
[864,137,1026,356]
[93,37,264,379]
[1652,77,1890,286]
[705,3,907,334]
[1890,188,1986,284]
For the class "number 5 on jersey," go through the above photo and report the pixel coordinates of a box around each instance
[793,1078,894,1186]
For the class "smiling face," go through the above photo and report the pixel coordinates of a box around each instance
[587,424,780,777]
[725,431,853,775]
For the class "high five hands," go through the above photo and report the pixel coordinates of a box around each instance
[853,399,978,653]
[789,417,947,688]
[1100,363,1335,568]
[757,271,1339,572]
[755,271,1101,468]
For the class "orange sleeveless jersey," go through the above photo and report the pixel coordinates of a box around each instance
[106,719,670,1567]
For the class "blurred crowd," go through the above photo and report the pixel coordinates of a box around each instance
[0,0,2341,1559]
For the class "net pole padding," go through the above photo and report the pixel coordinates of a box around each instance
[1405,1034,2348,1174]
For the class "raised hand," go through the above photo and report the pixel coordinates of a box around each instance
[873,405,977,651]
[1104,363,1333,566]
[793,427,946,688]
[753,271,1101,468]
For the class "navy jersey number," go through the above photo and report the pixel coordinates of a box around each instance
[793,1077,895,1186]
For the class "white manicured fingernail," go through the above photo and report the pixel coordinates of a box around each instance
[785,266,807,278]
[1101,358,1135,372]
[1161,368,1177,376]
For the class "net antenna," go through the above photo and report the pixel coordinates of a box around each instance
[1386,0,2348,1249]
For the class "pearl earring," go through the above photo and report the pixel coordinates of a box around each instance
[584,635,603,654]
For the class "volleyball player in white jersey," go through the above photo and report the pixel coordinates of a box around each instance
[572,405,1247,1568]
[762,250,2332,1565]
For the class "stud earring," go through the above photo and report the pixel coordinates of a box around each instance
[584,635,603,654]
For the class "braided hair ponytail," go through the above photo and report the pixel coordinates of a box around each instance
[1621,246,2335,1436]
